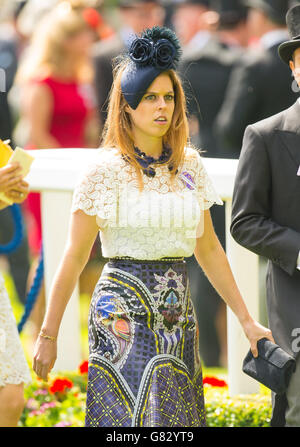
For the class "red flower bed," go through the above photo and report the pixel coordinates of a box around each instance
[49,378,73,394]
[203,376,228,388]
[79,360,89,375]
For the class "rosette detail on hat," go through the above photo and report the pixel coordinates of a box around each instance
[153,39,176,69]
[129,29,180,70]
[129,38,154,66]
[121,26,182,109]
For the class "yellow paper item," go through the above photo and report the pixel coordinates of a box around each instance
[0,141,34,205]
[0,139,14,168]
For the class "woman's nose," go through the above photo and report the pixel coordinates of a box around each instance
[157,97,167,109]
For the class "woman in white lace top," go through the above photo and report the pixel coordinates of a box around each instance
[33,26,274,427]
[0,162,31,426]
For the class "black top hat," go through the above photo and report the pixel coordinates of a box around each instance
[242,0,289,25]
[118,0,162,7]
[279,5,300,65]
[210,0,248,27]
[175,0,210,7]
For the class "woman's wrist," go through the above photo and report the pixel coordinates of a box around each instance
[40,326,58,340]
[237,310,254,329]
[39,331,57,342]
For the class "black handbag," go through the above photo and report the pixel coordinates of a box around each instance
[242,338,296,394]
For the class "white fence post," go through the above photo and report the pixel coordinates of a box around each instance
[41,190,81,372]
[225,199,260,395]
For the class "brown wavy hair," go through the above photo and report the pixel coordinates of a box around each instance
[101,59,190,191]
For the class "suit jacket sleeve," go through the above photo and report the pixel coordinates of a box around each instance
[215,59,260,154]
[230,124,300,276]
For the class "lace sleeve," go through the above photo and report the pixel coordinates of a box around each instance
[71,155,117,223]
[193,150,223,210]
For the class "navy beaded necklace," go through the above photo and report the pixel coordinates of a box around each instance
[133,145,174,177]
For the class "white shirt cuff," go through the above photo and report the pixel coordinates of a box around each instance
[297,251,300,271]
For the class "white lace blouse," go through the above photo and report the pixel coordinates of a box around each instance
[71,146,223,260]
[0,274,31,387]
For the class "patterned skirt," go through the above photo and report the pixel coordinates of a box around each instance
[85,258,206,427]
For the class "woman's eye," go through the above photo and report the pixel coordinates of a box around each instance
[165,95,174,101]
[145,94,156,100]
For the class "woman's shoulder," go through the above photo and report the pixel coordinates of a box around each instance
[183,146,203,167]
[29,75,55,87]
[80,147,124,176]
[29,76,76,92]
[92,147,123,165]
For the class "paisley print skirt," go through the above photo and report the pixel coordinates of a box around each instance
[85,258,206,427]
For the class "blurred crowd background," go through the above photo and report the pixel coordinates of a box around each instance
[0,0,299,369]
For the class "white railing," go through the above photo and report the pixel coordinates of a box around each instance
[26,149,260,395]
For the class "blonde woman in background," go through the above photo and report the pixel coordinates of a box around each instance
[15,2,100,340]
[0,163,31,427]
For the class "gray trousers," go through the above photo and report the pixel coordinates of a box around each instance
[271,354,300,427]
[285,354,300,426]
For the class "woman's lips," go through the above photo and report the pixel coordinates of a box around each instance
[154,116,168,125]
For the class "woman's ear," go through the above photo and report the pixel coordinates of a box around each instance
[123,101,130,113]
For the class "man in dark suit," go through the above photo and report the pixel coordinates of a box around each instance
[92,0,165,129]
[176,0,249,367]
[230,4,300,426]
[215,0,298,159]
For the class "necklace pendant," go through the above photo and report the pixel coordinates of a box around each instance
[144,167,156,177]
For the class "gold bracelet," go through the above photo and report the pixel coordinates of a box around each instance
[39,331,57,342]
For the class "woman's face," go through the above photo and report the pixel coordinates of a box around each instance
[126,73,175,142]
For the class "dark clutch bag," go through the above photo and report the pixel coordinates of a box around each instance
[242,338,296,394]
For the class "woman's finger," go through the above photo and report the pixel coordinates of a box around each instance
[8,185,29,195]
[33,357,44,378]
[6,190,27,202]
[251,341,258,358]
[1,162,21,173]
[268,334,275,344]
[49,359,56,372]
[35,363,46,380]
[3,175,23,188]
[18,180,29,188]
[39,365,50,382]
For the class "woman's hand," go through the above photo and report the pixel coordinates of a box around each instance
[33,335,57,381]
[0,163,22,193]
[5,179,29,203]
[242,317,275,358]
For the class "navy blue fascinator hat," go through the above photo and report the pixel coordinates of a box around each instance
[121,26,182,110]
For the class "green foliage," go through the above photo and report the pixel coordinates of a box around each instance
[20,371,87,427]
[204,388,272,427]
[19,370,272,427]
